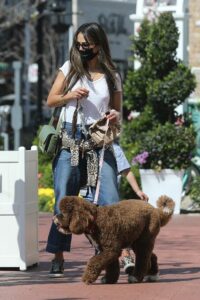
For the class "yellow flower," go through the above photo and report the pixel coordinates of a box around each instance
[38,188,54,197]
[38,188,55,212]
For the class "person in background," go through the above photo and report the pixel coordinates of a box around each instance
[113,142,148,275]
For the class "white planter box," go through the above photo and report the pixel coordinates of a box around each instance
[139,169,184,215]
[0,146,39,270]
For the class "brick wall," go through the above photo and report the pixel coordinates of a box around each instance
[189,0,200,96]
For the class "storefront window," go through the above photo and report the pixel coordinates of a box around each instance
[144,0,177,6]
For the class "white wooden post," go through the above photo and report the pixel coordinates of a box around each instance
[11,61,23,150]
[0,146,39,270]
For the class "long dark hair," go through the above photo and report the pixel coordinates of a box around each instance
[63,22,118,105]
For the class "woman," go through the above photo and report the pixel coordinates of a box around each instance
[46,22,122,277]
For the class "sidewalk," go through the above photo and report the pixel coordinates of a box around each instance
[0,212,200,300]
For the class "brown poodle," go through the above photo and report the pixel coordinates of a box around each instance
[54,195,175,284]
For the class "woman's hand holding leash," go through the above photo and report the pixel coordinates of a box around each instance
[105,109,120,124]
[136,190,149,202]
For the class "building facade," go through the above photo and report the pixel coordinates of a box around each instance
[188,0,200,97]
[188,0,200,68]
[70,0,137,77]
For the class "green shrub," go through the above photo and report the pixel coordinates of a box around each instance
[121,106,157,148]
[124,12,196,123]
[132,123,196,171]
[147,63,196,123]
[189,176,200,205]
[32,127,53,189]
[38,162,53,188]
[119,166,140,199]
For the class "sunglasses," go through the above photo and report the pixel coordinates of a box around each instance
[75,41,94,50]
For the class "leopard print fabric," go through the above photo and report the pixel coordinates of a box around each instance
[61,130,99,186]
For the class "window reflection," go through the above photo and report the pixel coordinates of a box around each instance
[144,0,177,6]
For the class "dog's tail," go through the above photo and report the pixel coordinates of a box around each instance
[156,195,175,227]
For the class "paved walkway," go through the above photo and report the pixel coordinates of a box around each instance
[0,213,200,300]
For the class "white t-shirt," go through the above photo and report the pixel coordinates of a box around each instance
[59,60,122,125]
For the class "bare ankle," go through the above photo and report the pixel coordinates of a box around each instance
[54,252,64,261]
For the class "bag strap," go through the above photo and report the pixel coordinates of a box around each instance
[49,107,62,128]
[72,100,79,138]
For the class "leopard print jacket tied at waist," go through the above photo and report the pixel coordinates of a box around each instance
[61,130,109,187]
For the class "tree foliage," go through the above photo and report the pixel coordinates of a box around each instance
[124,12,196,123]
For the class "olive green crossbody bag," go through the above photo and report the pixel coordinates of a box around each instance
[38,76,77,156]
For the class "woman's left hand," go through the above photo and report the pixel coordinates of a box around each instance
[106,109,120,123]
[136,190,149,202]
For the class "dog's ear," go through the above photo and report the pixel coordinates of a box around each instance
[69,209,94,234]
[59,196,76,213]
[60,196,97,234]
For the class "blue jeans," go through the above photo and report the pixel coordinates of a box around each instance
[46,122,119,254]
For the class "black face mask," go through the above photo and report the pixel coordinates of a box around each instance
[79,48,98,61]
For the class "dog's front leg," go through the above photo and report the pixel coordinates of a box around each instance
[82,251,117,284]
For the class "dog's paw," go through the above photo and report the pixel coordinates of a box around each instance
[82,273,96,285]
[128,275,139,284]
[100,276,118,284]
[82,276,94,285]
[143,273,159,282]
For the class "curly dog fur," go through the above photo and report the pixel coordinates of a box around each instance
[54,195,175,284]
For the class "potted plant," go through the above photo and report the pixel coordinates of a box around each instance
[131,122,196,214]
[120,12,197,213]
[132,123,195,171]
